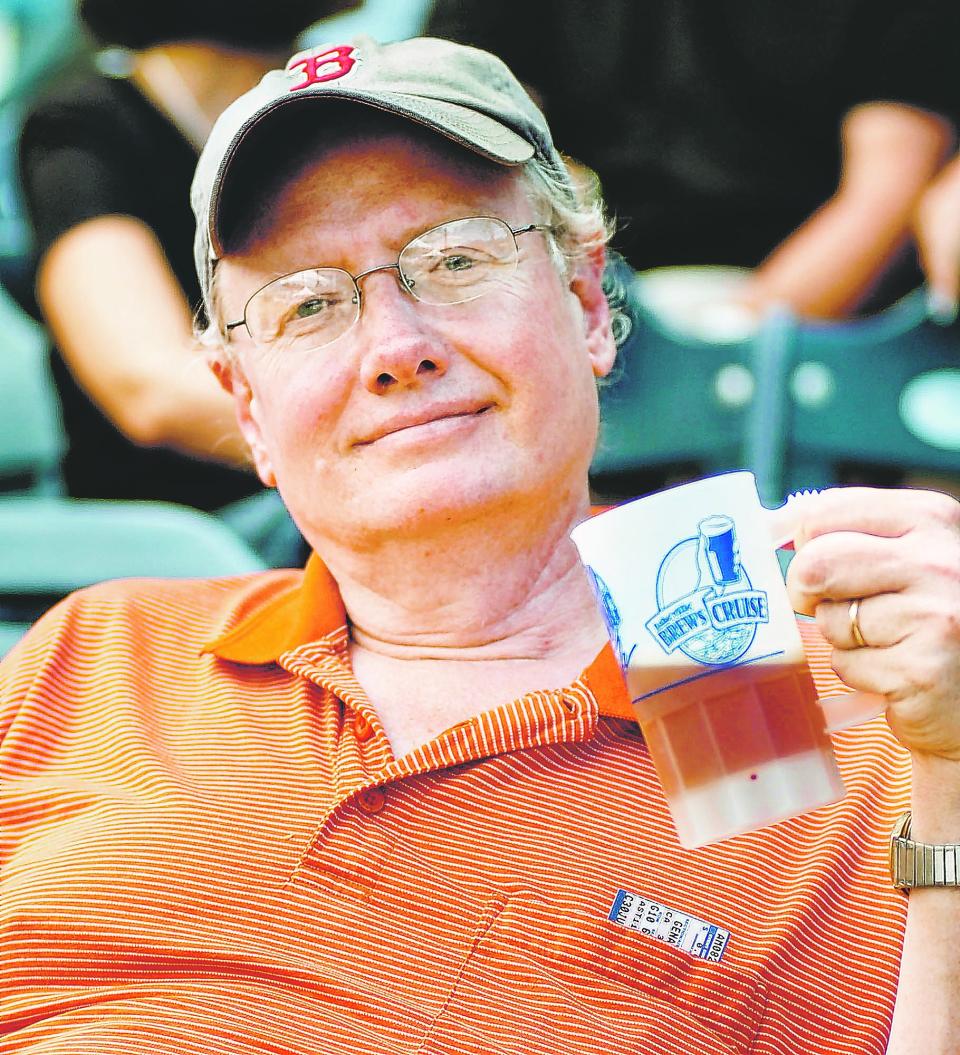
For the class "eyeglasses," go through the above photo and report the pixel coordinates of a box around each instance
[224,216,551,355]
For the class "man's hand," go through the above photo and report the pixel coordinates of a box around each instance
[791,488,960,1055]
[783,487,960,761]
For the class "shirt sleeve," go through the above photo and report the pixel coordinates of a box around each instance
[18,87,145,262]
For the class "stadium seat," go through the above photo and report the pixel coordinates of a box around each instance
[0,497,267,656]
[0,619,30,657]
[591,268,960,507]
[591,265,759,501]
[759,289,960,499]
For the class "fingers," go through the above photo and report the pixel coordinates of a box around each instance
[785,492,960,617]
[785,530,910,616]
[790,486,960,550]
[829,636,960,758]
[916,215,960,320]
[779,484,960,761]
[827,639,917,701]
[813,593,912,651]
[914,156,960,321]
[818,591,960,711]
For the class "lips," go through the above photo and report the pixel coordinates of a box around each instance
[355,402,494,446]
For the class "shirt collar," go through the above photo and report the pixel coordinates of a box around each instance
[202,552,632,721]
[202,553,344,664]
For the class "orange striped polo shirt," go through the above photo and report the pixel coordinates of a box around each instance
[1,557,911,1054]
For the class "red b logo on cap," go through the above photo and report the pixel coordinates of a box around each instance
[287,45,358,91]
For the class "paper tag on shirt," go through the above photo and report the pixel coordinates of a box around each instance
[608,888,730,962]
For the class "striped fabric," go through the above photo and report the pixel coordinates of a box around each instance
[0,557,911,1054]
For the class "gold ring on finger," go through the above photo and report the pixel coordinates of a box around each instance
[848,597,868,649]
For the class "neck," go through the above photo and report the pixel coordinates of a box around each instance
[131,43,278,147]
[319,491,608,666]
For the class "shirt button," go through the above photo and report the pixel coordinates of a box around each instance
[354,714,374,741]
[357,788,386,814]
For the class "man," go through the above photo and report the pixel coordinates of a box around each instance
[2,37,959,1054]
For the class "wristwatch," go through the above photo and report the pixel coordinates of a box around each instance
[890,811,960,891]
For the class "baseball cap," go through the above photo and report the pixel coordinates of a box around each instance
[191,35,575,318]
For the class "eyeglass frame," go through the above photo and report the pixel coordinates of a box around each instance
[221,216,553,349]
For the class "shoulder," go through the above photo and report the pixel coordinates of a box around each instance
[0,570,302,724]
[21,74,146,152]
[49,567,302,640]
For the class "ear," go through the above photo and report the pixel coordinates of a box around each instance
[208,354,277,487]
[209,353,236,395]
[569,244,618,379]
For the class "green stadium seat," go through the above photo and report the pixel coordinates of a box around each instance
[591,268,960,507]
[0,497,267,656]
[756,289,960,499]
[591,265,759,501]
[0,619,30,656]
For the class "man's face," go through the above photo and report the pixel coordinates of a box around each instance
[215,132,616,550]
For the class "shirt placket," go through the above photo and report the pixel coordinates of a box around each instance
[277,634,604,833]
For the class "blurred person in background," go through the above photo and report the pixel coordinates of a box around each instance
[427,0,960,322]
[16,0,357,562]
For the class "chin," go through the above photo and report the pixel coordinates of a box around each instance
[323,467,529,544]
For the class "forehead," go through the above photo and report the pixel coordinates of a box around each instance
[225,116,528,262]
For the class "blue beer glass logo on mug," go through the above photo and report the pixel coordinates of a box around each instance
[644,514,770,666]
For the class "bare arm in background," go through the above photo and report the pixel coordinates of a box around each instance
[740,103,954,318]
[914,152,960,322]
[37,214,251,466]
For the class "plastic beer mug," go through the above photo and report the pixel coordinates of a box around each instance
[571,472,883,849]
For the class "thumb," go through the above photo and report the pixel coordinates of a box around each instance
[765,489,826,550]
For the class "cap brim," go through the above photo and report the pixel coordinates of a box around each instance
[208,90,535,257]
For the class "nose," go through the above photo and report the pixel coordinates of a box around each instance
[356,270,449,393]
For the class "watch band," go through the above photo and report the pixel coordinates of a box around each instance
[890,811,960,891]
